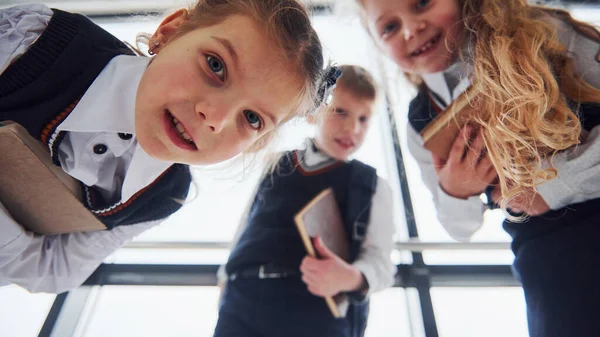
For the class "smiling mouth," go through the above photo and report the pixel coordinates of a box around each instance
[335,138,354,149]
[167,110,197,148]
[410,33,442,57]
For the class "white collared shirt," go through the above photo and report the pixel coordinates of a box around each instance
[56,55,173,202]
[0,4,171,293]
[421,61,471,109]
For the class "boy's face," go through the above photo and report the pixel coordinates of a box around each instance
[135,12,302,165]
[363,0,463,74]
[313,86,375,161]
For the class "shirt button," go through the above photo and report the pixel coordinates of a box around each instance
[118,133,133,140]
[93,144,108,155]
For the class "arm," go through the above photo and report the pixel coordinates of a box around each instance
[533,18,600,209]
[350,178,396,297]
[536,125,600,209]
[406,124,486,241]
[0,4,53,74]
[0,201,158,293]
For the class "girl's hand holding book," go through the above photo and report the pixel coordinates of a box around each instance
[432,125,497,200]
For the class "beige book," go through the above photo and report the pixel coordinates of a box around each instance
[294,188,350,318]
[0,122,106,234]
[420,88,475,161]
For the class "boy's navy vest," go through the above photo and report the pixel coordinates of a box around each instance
[226,149,377,274]
[0,9,191,229]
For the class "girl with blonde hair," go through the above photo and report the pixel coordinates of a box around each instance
[358,0,600,335]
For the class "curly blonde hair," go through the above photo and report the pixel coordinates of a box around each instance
[459,0,600,217]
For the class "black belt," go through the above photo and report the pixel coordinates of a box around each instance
[229,264,299,281]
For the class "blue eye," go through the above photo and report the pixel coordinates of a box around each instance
[244,110,262,130]
[207,55,225,80]
[381,21,399,38]
[416,0,430,9]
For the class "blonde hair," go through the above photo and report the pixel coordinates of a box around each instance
[336,64,378,101]
[356,0,600,217]
[459,0,600,216]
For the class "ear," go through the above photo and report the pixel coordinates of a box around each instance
[150,9,189,53]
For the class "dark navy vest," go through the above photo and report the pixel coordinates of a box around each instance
[0,9,191,229]
[408,84,600,254]
[226,149,377,274]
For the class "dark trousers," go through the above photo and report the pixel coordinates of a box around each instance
[505,198,600,337]
[213,277,368,337]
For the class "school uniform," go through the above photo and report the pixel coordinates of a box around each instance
[406,13,600,337]
[0,4,191,293]
[214,140,396,337]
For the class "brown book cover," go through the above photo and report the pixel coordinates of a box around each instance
[420,88,475,161]
[294,188,350,318]
[0,122,106,234]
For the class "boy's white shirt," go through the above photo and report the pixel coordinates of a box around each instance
[219,140,397,297]
[0,4,173,293]
[410,14,600,241]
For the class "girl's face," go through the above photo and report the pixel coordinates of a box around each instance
[363,0,464,74]
[136,11,302,165]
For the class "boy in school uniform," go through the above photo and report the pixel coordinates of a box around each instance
[213,65,397,337]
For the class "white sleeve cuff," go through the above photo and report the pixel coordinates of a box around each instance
[435,185,486,241]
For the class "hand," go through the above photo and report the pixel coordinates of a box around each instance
[300,236,364,297]
[432,125,497,199]
[491,186,550,216]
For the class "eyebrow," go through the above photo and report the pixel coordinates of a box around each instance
[211,36,239,69]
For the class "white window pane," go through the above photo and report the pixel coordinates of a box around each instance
[431,287,528,337]
[83,286,220,337]
[423,249,514,265]
[0,285,56,337]
[365,288,413,337]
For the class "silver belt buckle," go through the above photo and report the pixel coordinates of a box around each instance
[258,265,284,279]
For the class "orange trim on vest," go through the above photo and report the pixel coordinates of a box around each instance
[94,166,173,216]
[40,100,80,143]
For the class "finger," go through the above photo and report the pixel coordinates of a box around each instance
[483,166,497,184]
[491,185,502,203]
[431,152,446,173]
[466,133,485,168]
[307,285,323,297]
[314,236,336,259]
[301,273,319,286]
[449,125,470,165]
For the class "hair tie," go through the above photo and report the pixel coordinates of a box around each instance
[317,66,343,106]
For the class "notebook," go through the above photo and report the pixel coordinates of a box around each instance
[420,88,475,161]
[0,121,106,234]
[294,188,350,318]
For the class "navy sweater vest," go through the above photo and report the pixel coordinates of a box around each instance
[0,9,191,229]
[226,150,377,275]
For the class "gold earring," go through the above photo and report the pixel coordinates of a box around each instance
[148,40,160,55]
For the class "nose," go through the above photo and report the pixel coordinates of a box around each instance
[403,18,426,41]
[344,117,360,135]
[196,101,233,134]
